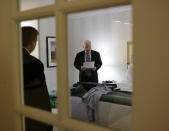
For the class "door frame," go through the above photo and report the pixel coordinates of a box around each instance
[3,0,131,131]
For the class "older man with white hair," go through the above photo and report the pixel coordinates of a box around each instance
[74,40,102,83]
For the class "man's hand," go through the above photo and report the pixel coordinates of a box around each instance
[92,66,96,71]
[81,66,86,71]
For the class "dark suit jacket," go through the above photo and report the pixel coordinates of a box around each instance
[74,50,102,83]
[23,48,52,131]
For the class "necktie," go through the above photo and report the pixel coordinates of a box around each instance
[86,52,90,62]
[85,52,91,77]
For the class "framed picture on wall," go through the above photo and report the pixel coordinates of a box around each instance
[46,36,56,67]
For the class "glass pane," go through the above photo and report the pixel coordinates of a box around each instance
[22,116,58,131]
[20,16,57,130]
[21,19,39,58]
[68,5,133,131]
[19,0,55,11]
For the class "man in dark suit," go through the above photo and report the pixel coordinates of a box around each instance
[22,26,52,131]
[74,40,102,83]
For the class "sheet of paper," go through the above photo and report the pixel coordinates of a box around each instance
[83,61,95,68]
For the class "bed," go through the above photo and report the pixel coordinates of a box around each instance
[50,65,133,131]
[70,81,132,131]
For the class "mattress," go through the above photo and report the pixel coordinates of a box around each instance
[70,96,132,131]
[70,83,132,131]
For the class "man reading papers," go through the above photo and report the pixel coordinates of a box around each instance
[74,40,102,83]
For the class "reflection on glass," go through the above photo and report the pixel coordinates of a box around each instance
[19,0,55,11]
[68,5,133,131]
[21,17,57,131]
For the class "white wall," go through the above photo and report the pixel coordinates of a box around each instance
[68,5,132,87]
[39,17,57,93]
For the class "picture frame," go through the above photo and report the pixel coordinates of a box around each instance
[46,36,56,67]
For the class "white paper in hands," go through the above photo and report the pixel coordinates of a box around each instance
[83,61,95,68]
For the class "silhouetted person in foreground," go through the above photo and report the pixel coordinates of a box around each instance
[22,26,52,131]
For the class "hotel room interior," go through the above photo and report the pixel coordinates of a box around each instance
[1,0,169,131]
[20,4,133,131]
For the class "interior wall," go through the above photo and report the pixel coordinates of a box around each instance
[68,6,132,87]
[39,17,57,93]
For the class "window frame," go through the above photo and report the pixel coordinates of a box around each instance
[11,0,131,130]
